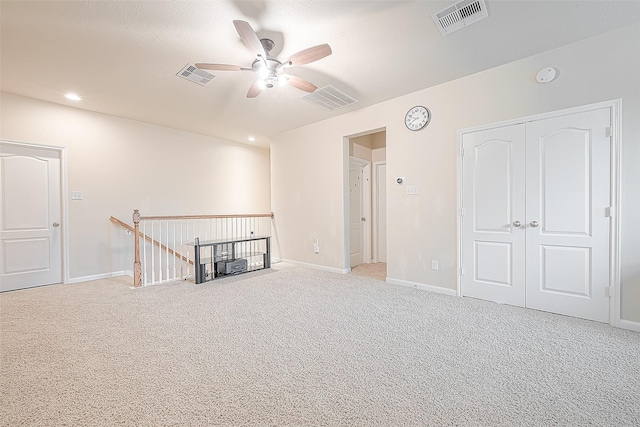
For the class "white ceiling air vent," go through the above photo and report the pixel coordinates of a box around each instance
[302,85,357,112]
[432,0,489,36]
[177,64,215,86]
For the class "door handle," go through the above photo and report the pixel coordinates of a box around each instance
[361,217,366,222]
[53,222,60,227]
[513,221,521,227]
[530,220,539,228]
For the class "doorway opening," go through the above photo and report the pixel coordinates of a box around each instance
[344,129,387,281]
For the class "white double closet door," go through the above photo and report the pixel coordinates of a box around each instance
[461,107,612,322]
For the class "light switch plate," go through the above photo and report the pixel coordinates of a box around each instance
[406,185,418,195]
[71,191,83,200]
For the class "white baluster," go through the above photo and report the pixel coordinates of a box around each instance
[143,221,147,285]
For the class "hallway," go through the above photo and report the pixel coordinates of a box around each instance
[349,263,386,282]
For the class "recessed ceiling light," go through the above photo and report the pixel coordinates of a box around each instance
[248,136,256,142]
[65,93,82,101]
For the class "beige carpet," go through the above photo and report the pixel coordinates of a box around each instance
[1,264,639,426]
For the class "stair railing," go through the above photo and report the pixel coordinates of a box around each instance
[113,210,274,287]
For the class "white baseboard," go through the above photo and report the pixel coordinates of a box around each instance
[279,259,351,274]
[66,271,127,284]
[619,319,640,332]
[386,277,457,296]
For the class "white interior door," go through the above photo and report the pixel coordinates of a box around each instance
[1,144,62,292]
[362,163,371,264]
[525,108,611,322]
[461,124,526,306]
[461,107,612,323]
[377,163,387,263]
[349,160,363,267]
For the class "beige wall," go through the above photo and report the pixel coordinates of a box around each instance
[1,93,271,281]
[270,23,640,322]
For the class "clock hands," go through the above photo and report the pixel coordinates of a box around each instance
[405,106,430,131]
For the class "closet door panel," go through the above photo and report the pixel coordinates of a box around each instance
[461,125,526,306]
[525,108,611,322]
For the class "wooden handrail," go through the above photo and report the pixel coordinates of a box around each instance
[110,215,194,265]
[139,212,274,221]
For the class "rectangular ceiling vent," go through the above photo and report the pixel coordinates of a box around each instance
[432,0,489,36]
[302,85,357,112]
[177,64,214,86]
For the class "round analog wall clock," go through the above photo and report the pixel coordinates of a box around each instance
[405,106,431,131]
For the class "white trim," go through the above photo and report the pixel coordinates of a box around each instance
[619,319,640,333]
[609,99,622,327]
[342,137,350,271]
[0,139,69,285]
[458,99,622,134]
[66,271,127,284]
[456,135,464,298]
[386,277,457,296]
[280,259,351,274]
[456,99,622,327]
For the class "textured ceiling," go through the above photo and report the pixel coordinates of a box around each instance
[2,1,640,147]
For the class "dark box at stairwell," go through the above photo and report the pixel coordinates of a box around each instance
[216,258,248,275]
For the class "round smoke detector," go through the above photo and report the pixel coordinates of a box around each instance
[536,67,558,83]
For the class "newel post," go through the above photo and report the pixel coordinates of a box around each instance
[133,209,142,287]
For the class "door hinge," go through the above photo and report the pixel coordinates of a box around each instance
[605,286,613,297]
[460,147,465,157]
[605,127,613,138]
[459,267,464,276]
[605,206,613,217]
[459,208,464,217]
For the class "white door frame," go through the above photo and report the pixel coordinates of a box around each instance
[1,139,69,285]
[372,161,386,263]
[349,156,371,265]
[456,99,621,327]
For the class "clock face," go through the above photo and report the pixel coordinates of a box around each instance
[405,106,431,131]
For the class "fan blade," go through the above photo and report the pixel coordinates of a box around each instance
[283,75,317,93]
[281,44,332,68]
[247,80,263,98]
[195,63,244,71]
[233,20,266,58]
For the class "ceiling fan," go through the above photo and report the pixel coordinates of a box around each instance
[196,20,332,98]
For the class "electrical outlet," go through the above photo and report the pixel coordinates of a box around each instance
[313,239,320,254]
[406,185,419,195]
[431,260,439,270]
[125,230,132,236]
[71,191,83,200]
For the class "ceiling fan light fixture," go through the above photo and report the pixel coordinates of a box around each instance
[194,20,331,98]
[258,67,270,79]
